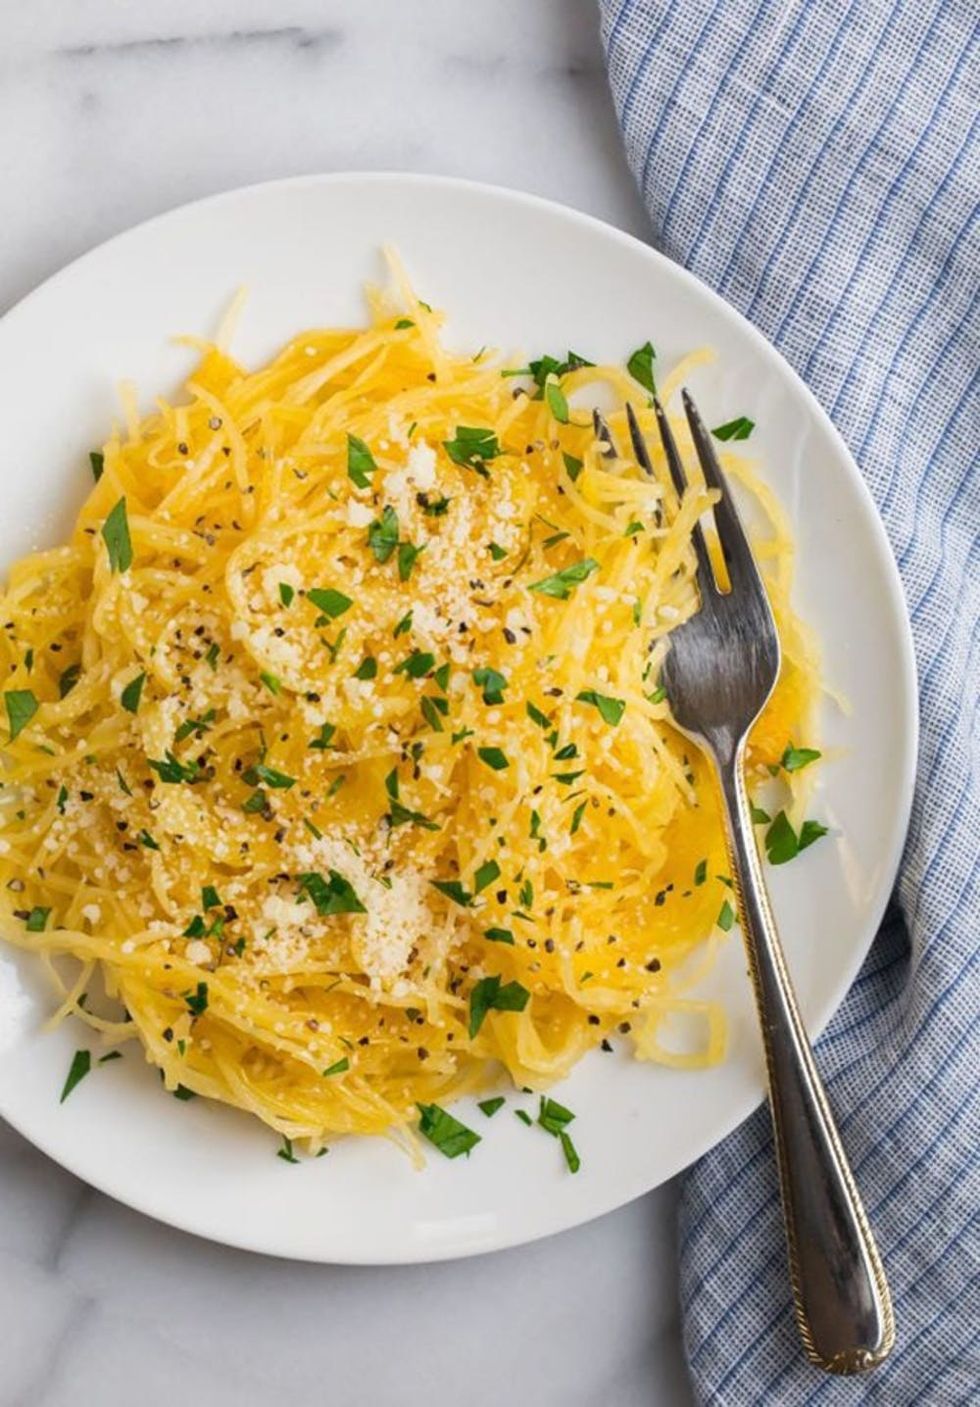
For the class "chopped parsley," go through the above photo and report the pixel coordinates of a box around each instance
[469,974,531,1037]
[120,672,146,714]
[626,340,656,395]
[4,689,38,741]
[527,351,593,393]
[515,1109,533,1126]
[717,900,736,932]
[242,788,267,814]
[484,927,515,945]
[244,762,296,790]
[575,688,625,726]
[278,582,295,607]
[89,450,104,482]
[259,671,282,695]
[353,656,377,680]
[526,701,551,729]
[148,751,201,785]
[750,804,771,825]
[394,610,413,637]
[368,505,399,563]
[347,433,377,489]
[205,642,220,670]
[420,493,451,517]
[764,811,828,865]
[322,1057,350,1077]
[431,879,472,908]
[646,685,667,705]
[478,1096,506,1118]
[297,869,367,916]
[397,540,424,582]
[417,1102,481,1158]
[310,722,336,750]
[56,785,69,815]
[101,497,132,573]
[545,380,570,423]
[560,1131,581,1173]
[712,416,755,442]
[307,587,353,620]
[562,451,584,482]
[570,800,587,835]
[472,665,507,704]
[60,1049,91,1103]
[58,663,81,698]
[528,558,598,600]
[694,859,707,886]
[780,743,822,772]
[174,708,215,743]
[184,982,209,1017]
[25,906,50,932]
[393,649,434,679]
[139,829,159,850]
[420,696,446,732]
[473,859,501,893]
[538,1095,575,1136]
[202,885,222,910]
[488,541,508,562]
[443,426,500,473]
[394,318,414,330]
[277,1136,300,1164]
[477,746,509,771]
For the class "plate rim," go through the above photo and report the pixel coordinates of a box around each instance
[0,171,918,1263]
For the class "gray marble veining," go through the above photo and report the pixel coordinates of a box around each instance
[0,5,689,1404]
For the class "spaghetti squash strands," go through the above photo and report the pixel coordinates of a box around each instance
[0,267,820,1156]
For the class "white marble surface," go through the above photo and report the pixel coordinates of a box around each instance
[0,5,693,1404]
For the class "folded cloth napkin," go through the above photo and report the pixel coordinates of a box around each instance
[600,2,979,1401]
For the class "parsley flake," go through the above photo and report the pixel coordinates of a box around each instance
[5,689,37,741]
[469,975,531,1037]
[443,426,500,472]
[575,688,625,726]
[367,505,399,563]
[347,433,377,489]
[394,649,434,679]
[58,663,81,698]
[781,743,822,773]
[307,587,352,620]
[712,416,755,442]
[60,1049,91,1103]
[101,497,132,573]
[484,927,515,945]
[297,869,367,916]
[528,558,598,600]
[626,340,656,395]
[417,1102,481,1158]
[472,666,507,705]
[120,672,146,713]
[477,746,508,771]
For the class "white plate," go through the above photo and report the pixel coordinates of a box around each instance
[0,174,916,1264]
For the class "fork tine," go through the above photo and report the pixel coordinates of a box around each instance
[646,399,714,587]
[592,409,618,459]
[625,402,666,527]
[682,389,762,590]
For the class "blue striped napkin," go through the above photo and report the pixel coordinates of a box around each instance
[600,2,979,1401]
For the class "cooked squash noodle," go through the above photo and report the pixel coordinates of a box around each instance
[0,270,819,1153]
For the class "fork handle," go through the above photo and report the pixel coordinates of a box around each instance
[715,746,894,1374]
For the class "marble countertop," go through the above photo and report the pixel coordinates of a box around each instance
[0,5,693,1404]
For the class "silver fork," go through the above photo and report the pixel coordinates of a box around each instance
[627,391,894,1374]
